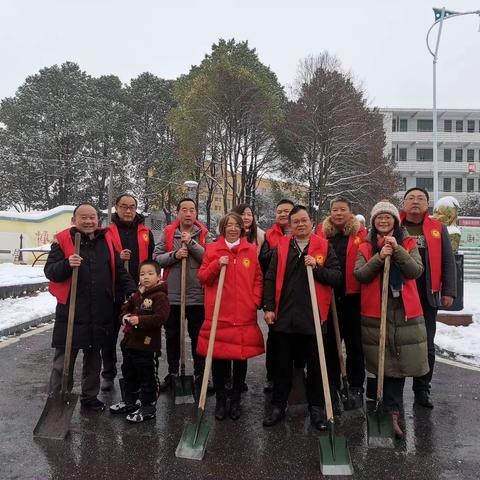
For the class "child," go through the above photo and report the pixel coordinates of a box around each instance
[109,260,170,422]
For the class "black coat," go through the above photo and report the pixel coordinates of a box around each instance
[44,228,137,350]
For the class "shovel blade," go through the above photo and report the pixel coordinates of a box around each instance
[318,433,353,476]
[367,411,396,448]
[175,420,210,460]
[33,392,79,440]
[174,375,195,405]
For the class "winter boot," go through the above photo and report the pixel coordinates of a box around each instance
[109,399,140,415]
[126,402,156,423]
[229,392,242,420]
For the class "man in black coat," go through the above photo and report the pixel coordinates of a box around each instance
[45,203,136,411]
[101,194,155,391]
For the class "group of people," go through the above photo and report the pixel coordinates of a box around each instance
[44,187,456,436]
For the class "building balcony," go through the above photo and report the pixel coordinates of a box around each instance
[391,131,480,145]
[395,161,478,174]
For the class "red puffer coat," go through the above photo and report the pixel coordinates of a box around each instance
[197,237,265,360]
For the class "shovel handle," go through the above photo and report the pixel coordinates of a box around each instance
[61,232,81,394]
[330,292,347,378]
[198,264,226,410]
[306,266,334,422]
[180,241,187,375]
[376,255,391,402]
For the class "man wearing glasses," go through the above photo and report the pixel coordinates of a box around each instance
[401,187,456,409]
[101,194,155,392]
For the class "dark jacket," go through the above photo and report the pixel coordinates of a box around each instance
[44,228,137,350]
[110,212,155,284]
[120,282,170,353]
[354,230,428,378]
[263,238,342,335]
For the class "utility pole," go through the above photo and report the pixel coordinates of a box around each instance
[107,162,114,224]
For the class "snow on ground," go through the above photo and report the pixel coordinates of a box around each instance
[436,283,480,367]
[0,263,47,287]
[0,291,56,331]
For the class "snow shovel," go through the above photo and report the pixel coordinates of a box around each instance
[174,243,195,404]
[307,266,353,476]
[175,264,226,461]
[330,293,355,411]
[33,232,81,440]
[367,255,395,448]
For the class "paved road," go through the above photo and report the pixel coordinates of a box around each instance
[1,322,479,480]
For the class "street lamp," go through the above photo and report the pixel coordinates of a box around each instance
[426,7,480,205]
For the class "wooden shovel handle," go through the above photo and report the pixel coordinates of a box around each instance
[198,264,226,410]
[179,241,187,373]
[61,232,81,394]
[376,255,391,401]
[330,292,347,378]
[306,266,334,422]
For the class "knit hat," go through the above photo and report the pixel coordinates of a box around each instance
[370,201,400,225]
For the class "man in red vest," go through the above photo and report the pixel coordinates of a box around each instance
[153,198,213,391]
[262,205,342,429]
[45,203,136,411]
[401,187,456,408]
[101,194,155,392]
[317,197,367,409]
[259,199,295,392]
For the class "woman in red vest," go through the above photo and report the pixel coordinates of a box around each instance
[354,201,428,438]
[197,212,264,421]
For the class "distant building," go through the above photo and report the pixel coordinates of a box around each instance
[381,108,480,204]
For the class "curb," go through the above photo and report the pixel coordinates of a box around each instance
[0,314,55,337]
[0,282,49,300]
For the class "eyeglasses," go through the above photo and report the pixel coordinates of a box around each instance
[118,205,136,211]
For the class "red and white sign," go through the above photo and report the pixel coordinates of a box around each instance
[468,163,476,174]
[459,217,480,227]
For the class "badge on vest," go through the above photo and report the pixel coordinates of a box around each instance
[142,298,153,310]
[143,233,149,242]
[144,336,151,345]
[353,236,361,245]
[242,258,251,268]
[431,229,440,238]
[315,255,325,266]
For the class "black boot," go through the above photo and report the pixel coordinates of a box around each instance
[215,393,227,421]
[262,406,286,427]
[414,391,434,409]
[309,405,327,431]
[229,392,242,420]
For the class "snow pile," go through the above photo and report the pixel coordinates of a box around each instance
[0,263,47,287]
[0,205,75,221]
[435,283,480,367]
[0,292,56,331]
[434,196,460,210]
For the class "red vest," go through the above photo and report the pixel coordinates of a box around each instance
[162,219,208,280]
[265,223,288,248]
[48,228,116,304]
[400,211,443,293]
[316,223,367,294]
[107,222,150,264]
[358,237,423,319]
[275,233,331,322]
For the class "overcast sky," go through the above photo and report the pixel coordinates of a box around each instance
[2,0,479,108]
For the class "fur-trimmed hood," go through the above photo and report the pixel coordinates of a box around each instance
[321,215,362,238]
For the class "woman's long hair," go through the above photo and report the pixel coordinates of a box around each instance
[370,217,405,254]
[231,203,258,245]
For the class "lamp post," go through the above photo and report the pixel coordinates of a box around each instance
[426,7,480,205]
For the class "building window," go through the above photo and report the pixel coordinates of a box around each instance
[443,178,451,192]
[399,119,408,132]
[467,149,475,162]
[392,119,397,132]
[468,120,475,133]
[416,177,433,192]
[455,178,463,192]
[417,119,433,132]
[416,148,433,161]
[455,149,463,162]
[456,120,463,132]
[391,148,396,161]
[444,120,452,132]
[399,148,407,161]
[444,148,451,162]
[467,178,474,192]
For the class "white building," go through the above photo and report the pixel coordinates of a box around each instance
[381,108,480,203]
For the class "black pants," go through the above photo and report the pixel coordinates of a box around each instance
[212,359,247,399]
[265,327,275,381]
[121,345,159,404]
[48,347,102,402]
[271,331,326,408]
[383,376,406,413]
[412,301,438,393]
[101,301,123,380]
[165,304,205,377]
[335,293,365,389]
